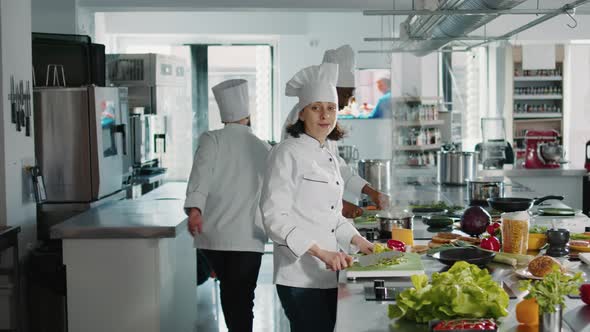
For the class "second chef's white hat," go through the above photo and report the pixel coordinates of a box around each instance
[282,63,339,139]
[322,44,355,88]
[212,79,249,123]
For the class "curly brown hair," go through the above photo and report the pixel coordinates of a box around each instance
[286,119,346,141]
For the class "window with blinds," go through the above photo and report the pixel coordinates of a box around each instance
[208,45,273,141]
[441,48,488,151]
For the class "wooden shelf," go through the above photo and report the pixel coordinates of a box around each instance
[396,144,441,151]
[513,113,562,119]
[394,120,444,127]
[514,95,562,100]
[514,76,562,82]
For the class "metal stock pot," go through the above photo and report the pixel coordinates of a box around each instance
[436,151,478,185]
[357,159,391,194]
[468,179,504,206]
[377,211,414,239]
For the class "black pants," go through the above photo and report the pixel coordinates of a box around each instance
[201,250,263,332]
[276,284,338,332]
[196,249,211,285]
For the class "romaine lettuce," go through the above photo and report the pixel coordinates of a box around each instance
[388,261,509,323]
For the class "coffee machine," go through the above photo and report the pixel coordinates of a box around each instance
[523,130,562,169]
[478,118,513,169]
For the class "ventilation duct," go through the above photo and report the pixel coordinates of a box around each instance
[400,0,528,56]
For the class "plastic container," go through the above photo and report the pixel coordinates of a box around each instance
[501,211,530,254]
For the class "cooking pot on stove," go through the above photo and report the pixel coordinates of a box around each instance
[377,210,414,239]
[468,179,504,206]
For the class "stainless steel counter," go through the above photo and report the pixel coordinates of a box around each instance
[340,179,590,331]
[361,180,588,239]
[50,199,187,239]
[389,178,537,208]
[138,181,187,201]
[336,255,590,332]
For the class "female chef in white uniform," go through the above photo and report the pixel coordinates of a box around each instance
[261,63,373,331]
[281,45,390,219]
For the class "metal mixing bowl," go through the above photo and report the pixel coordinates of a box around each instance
[540,143,563,163]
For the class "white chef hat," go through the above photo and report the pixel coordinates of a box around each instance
[282,63,339,139]
[211,79,249,123]
[322,45,355,88]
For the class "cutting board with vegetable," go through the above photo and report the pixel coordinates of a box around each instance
[346,252,425,278]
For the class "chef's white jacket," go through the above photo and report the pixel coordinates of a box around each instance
[261,134,360,289]
[282,126,367,196]
[184,124,270,253]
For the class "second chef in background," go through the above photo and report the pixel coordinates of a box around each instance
[184,79,270,332]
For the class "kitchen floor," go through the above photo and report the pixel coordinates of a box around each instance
[195,254,291,331]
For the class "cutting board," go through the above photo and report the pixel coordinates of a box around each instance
[346,252,425,278]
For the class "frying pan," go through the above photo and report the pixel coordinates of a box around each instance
[487,195,564,213]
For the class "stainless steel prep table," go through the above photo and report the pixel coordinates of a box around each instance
[340,179,590,331]
[336,255,590,332]
[49,199,196,332]
[50,199,187,239]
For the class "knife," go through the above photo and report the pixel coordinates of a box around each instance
[19,81,25,129]
[10,76,16,124]
[16,81,22,132]
[357,250,404,267]
[25,81,30,137]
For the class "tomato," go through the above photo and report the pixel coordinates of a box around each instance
[480,236,501,252]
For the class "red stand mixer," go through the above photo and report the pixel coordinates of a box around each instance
[523,130,562,169]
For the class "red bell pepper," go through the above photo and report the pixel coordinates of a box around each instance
[480,236,501,252]
[386,239,406,252]
[486,222,501,237]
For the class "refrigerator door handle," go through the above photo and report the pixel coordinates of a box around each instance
[154,134,166,153]
[114,124,127,155]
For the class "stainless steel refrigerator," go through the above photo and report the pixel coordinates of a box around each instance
[34,86,128,203]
